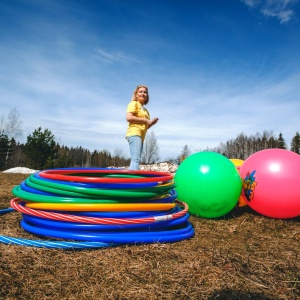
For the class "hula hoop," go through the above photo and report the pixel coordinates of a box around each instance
[69,207,178,218]
[0,207,15,214]
[13,185,177,204]
[25,202,176,211]
[20,219,194,243]
[15,181,178,203]
[0,207,115,249]
[38,169,173,183]
[22,177,177,201]
[1,168,194,249]
[16,177,176,200]
[23,179,102,198]
[0,208,194,249]
[33,172,164,189]
[20,181,57,196]
[29,175,176,196]
[11,198,188,225]
[0,235,114,249]
[22,213,190,231]
[18,179,170,200]
[29,174,176,195]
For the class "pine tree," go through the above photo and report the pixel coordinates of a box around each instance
[0,132,13,170]
[277,132,287,149]
[24,127,57,169]
[290,132,300,154]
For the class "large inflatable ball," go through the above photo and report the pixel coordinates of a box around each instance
[175,151,242,218]
[230,158,247,207]
[229,158,244,171]
[240,149,300,219]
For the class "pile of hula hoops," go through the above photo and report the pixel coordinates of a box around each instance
[0,168,194,249]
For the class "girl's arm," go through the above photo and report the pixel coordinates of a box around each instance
[126,112,152,125]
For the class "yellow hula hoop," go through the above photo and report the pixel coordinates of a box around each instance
[25,202,176,212]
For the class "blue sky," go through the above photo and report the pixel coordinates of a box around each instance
[1,0,299,160]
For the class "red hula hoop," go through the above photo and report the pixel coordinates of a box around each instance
[38,169,173,183]
[10,198,188,225]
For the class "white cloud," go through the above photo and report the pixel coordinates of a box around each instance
[261,7,294,23]
[241,0,298,23]
[94,48,142,64]
[242,0,260,8]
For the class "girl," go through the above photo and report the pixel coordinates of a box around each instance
[126,85,159,170]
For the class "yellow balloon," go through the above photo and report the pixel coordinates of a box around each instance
[229,158,244,167]
[229,159,247,207]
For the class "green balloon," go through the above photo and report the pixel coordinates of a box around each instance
[174,151,242,218]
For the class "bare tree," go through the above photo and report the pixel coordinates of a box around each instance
[210,130,282,160]
[113,148,125,167]
[179,144,192,163]
[1,109,23,165]
[141,131,160,164]
[5,108,23,140]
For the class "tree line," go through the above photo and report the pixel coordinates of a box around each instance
[208,130,300,160]
[0,109,132,171]
[171,130,300,164]
[0,108,299,171]
[0,127,131,171]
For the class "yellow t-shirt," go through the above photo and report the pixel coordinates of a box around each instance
[126,100,150,142]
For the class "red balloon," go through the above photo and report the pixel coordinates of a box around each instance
[240,149,300,218]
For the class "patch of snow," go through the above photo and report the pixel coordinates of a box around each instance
[139,162,178,174]
[2,167,39,174]
[2,162,178,174]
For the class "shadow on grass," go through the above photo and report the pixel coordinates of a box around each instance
[213,205,300,222]
[208,288,278,300]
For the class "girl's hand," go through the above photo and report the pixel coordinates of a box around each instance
[151,118,159,125]
[148,117,159,128]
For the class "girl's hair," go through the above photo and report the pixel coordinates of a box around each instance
[131,85,149,104]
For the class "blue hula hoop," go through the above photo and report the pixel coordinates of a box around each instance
[21,219,194,243]
[22,213,190,231]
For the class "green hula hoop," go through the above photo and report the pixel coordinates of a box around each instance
[24,178,101,199]
[27,175,175,198]
[13,186,171,204]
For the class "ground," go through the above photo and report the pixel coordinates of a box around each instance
[0,173,299,300]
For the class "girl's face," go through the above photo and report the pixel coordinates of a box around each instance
[136,87,148,104]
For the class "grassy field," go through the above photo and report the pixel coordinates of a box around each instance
[0,173,299,300]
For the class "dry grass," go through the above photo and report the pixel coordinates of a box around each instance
[0,173,299,300]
